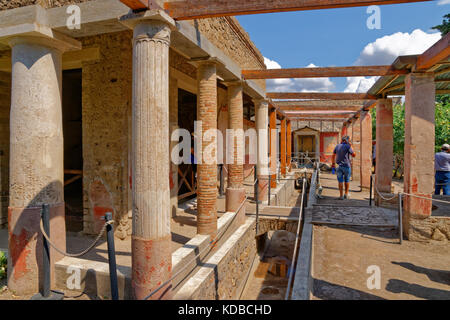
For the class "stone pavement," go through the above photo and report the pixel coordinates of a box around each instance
[311,172,450,300]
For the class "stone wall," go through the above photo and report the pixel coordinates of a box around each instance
[81,31,133,238]
[0,0,88,10]
[407,216,450,242]
[190,17,266,90]
[174,217,257,300]
[0,71,10,227]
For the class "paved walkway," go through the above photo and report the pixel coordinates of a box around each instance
[311,173,450,300]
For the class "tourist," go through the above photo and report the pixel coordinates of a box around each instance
[434,143,450,195]
[331,136,356,200]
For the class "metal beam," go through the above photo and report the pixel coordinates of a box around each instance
[162,0,431,20]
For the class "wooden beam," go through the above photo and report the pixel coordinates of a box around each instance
[277,105,361,111]
[416,33,450,71]
[243,65,408,79]
[267,92,377,100]
[288,114,354,119]
[289,117,348,121]
[164,0,431,20]
[275,100,367,107]
[120,0,162,11]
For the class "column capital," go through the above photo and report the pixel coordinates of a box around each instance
[119,9,176,30]
[1,29,80,53]
[190,56,225,68]
[223,79,244,88]
[252,97,269,106]
[0,5,80,52]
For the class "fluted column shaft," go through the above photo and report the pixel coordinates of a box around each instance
[130,18,173,300]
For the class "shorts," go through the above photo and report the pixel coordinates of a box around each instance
[337,165,351,183]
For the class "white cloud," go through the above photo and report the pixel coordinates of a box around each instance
[264,57,335,92]
[345,29,441,92]
[437,0,450,5]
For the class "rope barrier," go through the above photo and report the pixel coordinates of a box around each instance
[371,174,450,204]
[143,196,248,300]
[40,218,113,257]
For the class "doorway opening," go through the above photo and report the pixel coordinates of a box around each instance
[62,69,83,233]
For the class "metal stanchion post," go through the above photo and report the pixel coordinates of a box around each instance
[218,164,225,199]
[31,204,63,300]
[398,193,403,245]
[369,175,373,206]
[254,165,260,204]
[268,174,271,206]
[105,212,119,300]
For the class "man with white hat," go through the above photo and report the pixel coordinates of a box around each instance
[435,143,450,195]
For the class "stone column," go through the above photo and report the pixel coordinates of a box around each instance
[360,111,372,189]
[254,99,269,201]
[403,73,435,241]
[351,118,361,182]
[169,75,178,218]
[280,118,287,177]
[7,34,79,295]
[375,99,393,195]
[287,120,292,172]
[225,81,245,223]
[341,122,348,137]
[195,58,219,238]
[269,108,277,188]
[347,121,353,141]
[121,10,175,300]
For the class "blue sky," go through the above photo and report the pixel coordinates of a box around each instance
[236,1,448,92]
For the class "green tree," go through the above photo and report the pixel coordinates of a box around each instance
[432,13,450,35]
[371,100,449,155]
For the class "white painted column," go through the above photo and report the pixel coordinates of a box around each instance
[7,34,80,295]
[121,10,175,300]
[254,99,269,201]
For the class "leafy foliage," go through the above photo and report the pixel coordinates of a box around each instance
[0,251,6,280]
[432,13,450,35]
[371,98,449,155]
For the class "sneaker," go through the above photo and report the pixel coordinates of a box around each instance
[344,194,350,199]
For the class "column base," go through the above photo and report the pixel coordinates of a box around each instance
[132,235,172,300]
[225,188,246,225]
[257,176,268,202]
[8,203,65,295]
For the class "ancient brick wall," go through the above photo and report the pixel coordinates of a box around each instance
[0,71,10,227]
[81,31,133,238]
[189,17,266,90]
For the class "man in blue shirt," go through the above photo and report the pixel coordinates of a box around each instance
[331,136,356,200]
[435,143,450,195]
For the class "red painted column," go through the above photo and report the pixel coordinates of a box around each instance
[280,118,287,177]
[269,108,277,188]
[375,99,393,194]
[403,73,435,241]
[341,122,348,137]
[360,111,372,189]
[122,11,175,300]
[351,118,361,182]
[287,120,292,172]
